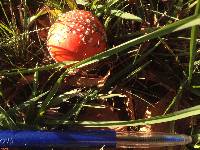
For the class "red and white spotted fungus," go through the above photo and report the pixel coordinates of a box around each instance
[47,10,107,62]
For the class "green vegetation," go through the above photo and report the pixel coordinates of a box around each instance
[0,0,200,149]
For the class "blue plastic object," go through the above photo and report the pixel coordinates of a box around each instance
[0,130,116,148]
[0,130,192,148]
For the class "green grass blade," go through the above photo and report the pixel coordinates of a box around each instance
[0,106,16,129]
[64,90,98,121]
[0,1,14,33]
[32,64,39,97]
[22,0,28,29]
[8,91,49,114]
[164,80,188,114]
[45,104,200,127]
[107,0,120,7]
[65,0,77,10]
[47,90,98,124]
[0,61,77,76]
[0,23,14,35]
[126,60,152,79]
[194,134,200,148]
[48,89,81,107]
[105,60,151,88]
[110,9,142,22]
[38,73,67,116]
[75,0,89,5]
[188,0,200,84]
[28,7,49,27]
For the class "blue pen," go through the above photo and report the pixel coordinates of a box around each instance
[0,130,192,148]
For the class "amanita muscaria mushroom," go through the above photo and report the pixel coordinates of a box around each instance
[47,10,107,62]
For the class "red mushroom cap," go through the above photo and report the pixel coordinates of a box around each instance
[47,10,107,62]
